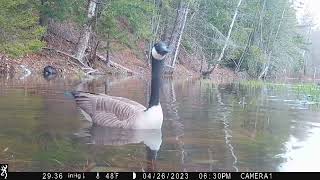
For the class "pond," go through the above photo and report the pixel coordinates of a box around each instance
[0,76,320,172]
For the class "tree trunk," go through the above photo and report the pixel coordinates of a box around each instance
[258,7,286,79]
[302,26,311,76]
[200,54,205,73]
[160,3,170,42]
[148,0,162,66]
[165,0,190,75]
[106,32,110,66]
[258,0,266,48]
[202,0,243,76]
[235,0,260,72]
[39,0,47,26]
[89,40,99,67]
[235,30,254,72]
[74,0,97,65]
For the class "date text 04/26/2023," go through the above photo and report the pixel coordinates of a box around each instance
[141,172,273,180]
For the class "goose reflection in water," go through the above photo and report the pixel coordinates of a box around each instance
[77,125,162,171]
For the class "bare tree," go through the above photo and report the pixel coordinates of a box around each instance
[74,0,97,65]
[148,0,162,66]
[165,0,190,75]
[202,0,243,77]
[258,7,286,79]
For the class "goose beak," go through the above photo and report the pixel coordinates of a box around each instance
[161,46,170,54]
[156,42,170,55]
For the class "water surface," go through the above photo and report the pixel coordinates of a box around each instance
[0,76,320,172]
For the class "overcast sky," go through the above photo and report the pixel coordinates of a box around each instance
[295,0,320,29]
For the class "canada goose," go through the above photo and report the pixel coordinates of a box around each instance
[72,42,170,129]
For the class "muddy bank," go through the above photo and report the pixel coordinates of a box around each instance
[0,31,240,82]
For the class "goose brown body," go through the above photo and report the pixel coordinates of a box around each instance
[73,92,158,129]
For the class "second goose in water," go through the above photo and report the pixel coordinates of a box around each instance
[72,42,170,129]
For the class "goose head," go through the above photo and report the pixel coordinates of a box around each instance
[151,42,170,60]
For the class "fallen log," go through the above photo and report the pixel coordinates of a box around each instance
[96,53,135,75]
[42,47,100,75]
[43,47,88,67]
[43,47,135,75]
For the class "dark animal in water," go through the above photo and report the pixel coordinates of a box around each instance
[43,66,58,80]
[43,65,57,76]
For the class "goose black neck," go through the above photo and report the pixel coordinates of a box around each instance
[148,57,163,108]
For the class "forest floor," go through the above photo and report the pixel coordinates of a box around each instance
[0,30,239,83]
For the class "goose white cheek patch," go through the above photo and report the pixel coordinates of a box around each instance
[151,47,165,60]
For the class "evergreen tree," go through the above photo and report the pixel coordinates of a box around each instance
[0,0,45,57]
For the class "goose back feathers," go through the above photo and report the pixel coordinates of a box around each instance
[72,91,163,129]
